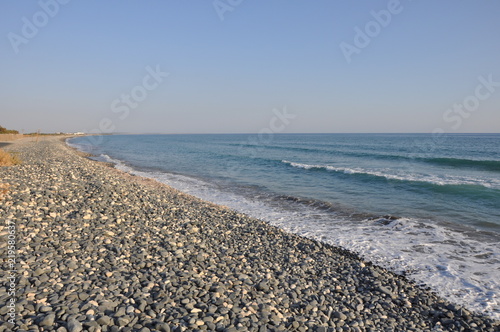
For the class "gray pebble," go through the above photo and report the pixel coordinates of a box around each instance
[39,313,56,327]
[66,317,83,332]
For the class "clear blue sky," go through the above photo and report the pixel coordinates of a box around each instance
[1,0,499,134]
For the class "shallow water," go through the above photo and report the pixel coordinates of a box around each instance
[69,133,500,319]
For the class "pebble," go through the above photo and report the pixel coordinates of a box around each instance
[333,311,347,321]
[66,317,83,332]
[38,314,55,327]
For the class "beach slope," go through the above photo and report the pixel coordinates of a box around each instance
[0,137,498,331]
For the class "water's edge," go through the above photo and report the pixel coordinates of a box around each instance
[66,137,500,320]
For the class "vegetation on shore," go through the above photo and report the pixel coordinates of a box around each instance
[0,149,21,166]
[0,125,19,134]
[0,125,20,201]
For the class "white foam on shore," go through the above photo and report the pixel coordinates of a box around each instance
[66,140,500,319]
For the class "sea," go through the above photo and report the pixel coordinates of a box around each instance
[68,133,500,319]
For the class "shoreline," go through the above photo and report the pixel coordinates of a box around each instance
[1,136,498,331]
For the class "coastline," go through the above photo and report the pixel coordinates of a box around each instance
[1,136,498,331]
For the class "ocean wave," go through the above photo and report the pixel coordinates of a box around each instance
[424,157,500,172]
[66,140,96,154]
[91,154,137,173]
[340,152,500,171]
[320,152,500,173]
[227,141,500,173]
[281,160,500,189]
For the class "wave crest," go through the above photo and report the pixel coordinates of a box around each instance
[281,160,499,189]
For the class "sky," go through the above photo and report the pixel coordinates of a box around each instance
[1,0,499,134]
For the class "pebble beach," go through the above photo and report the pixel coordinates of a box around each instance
[1,136,499,332]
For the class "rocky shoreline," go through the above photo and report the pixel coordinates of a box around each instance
[1,136,498,332]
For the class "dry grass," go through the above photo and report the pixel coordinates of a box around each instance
[0,149,21,166]
[0,183,9,201]
[0,148,20,200]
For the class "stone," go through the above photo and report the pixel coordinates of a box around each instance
[67,317,83,332]
[39,313,56,327]
[333,311,347,321]
[97,315,114,326]
[116,316,131,327]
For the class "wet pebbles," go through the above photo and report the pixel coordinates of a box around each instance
[0,137,499,331]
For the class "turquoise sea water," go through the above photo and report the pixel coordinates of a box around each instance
[69,133,500,318]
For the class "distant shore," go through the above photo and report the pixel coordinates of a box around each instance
[0,136,498,331]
